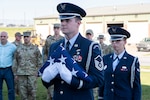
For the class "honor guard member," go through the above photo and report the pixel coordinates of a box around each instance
[41,2,104,100]
[98,26,141,100]
[12,32,22,96]
[42,23,64,100]
[13,31,42,100]
[97,34,113,56]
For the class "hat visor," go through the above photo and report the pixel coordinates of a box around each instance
[110,36,126,41]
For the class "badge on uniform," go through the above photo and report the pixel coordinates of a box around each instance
[94,55,103,71]
[73,55,82,62]
[120,66,128,71]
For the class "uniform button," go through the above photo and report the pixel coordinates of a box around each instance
[60,91,63,95]
[111,82,114,84]
[111,88,114,92]
[61,81,64,84]
[112,74,114,77]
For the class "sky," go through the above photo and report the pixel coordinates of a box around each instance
[0,0,150,25]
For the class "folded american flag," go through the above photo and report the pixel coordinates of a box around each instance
[38,45,92,82]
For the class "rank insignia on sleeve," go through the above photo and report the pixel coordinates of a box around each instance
[94,55,103,71]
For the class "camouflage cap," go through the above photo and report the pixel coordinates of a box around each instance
[97,35,104,39]
[23,31,31,36]
[53,23,61,28]
[86,29,93,35]
[15,32,22,37]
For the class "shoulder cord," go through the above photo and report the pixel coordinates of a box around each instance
[85,42,100,72]
[131,57,137,88]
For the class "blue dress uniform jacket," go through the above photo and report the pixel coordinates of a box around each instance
[99,51,141,100]
[43,33,104,100]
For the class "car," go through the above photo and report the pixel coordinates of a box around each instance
[136,37,150,51]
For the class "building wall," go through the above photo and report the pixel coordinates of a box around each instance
[34,13,150,43]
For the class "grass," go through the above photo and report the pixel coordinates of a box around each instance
[3,78,47,100]
[0,27,33,42]
[141,70,150,100]
[0,27,33,36]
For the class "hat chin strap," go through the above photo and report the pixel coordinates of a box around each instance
[59,15,76,20]
[110,34,127,38]
[110,34,127,41]
[59,13,80,16]
[59,13,82,19]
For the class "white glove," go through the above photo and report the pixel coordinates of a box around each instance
[57,63,72,84]
[42,63,59,83]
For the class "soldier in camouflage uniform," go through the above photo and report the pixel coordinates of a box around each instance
[13,31,42,100]
[12,32,22,96]
[97,34,113,56]
[42,23,64,100]
[43,23,64,62]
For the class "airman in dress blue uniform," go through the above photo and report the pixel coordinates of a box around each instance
[41,2,104,100]
[98,26,141,100]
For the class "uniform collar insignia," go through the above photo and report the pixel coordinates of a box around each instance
[74,44,78,47]
[123,57,127,59]
[60,4,66,10]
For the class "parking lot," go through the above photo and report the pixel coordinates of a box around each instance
[126,44,150,67]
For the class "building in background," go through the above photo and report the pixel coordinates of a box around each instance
[34,3,150,44]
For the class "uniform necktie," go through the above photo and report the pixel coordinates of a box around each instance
[66,41,70,51]
[113,56,120,71]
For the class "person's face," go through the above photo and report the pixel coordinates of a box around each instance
[86,34,93,40]
[99,38,104,44]
[0,32,8,44]
[53,27,60,35]
[16,35,22,41]
[111,39,126,53]
[23,36,31,44]
[60,18,80,36]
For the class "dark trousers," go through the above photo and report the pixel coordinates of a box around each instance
[0,67,15,100]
